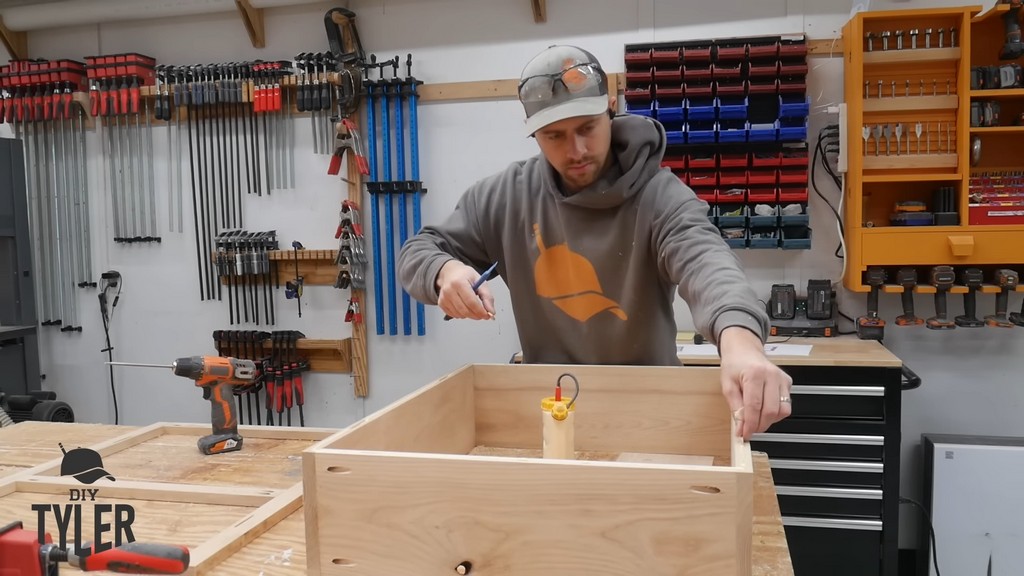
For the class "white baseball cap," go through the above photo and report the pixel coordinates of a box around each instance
[518,45,610,137]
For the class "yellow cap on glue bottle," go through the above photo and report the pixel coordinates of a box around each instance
[542,373,578,459]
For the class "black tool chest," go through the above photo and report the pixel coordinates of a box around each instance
[751,362,903,576]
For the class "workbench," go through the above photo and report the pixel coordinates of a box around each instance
[0,421,794,575]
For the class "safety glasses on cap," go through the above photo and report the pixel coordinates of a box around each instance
[518,63,606,115]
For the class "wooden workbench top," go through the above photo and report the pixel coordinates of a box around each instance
[677,335,903,368]
[0,422,794,575]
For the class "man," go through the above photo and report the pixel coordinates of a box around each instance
[397,45,792,439]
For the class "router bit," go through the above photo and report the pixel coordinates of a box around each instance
[938,27,945,49]
[866,32,875,52]
[925,28,933,49]
[882,31,891,51]
[910,28,919,49]
[896,30,904,50]
[950,27,957,48]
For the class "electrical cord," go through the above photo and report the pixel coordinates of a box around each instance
[900,496,941,576]
[99,271,122,425]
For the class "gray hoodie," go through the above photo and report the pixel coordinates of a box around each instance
[398,114,769,365]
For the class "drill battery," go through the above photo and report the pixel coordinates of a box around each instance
[970,64,1023,90]
[971,100,1002,127]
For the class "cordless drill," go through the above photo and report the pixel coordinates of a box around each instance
[857,267,887,340]
[1001,0,1023,60]
[926,265,957,330]
[986,269,1019,328]
[895,267,923,326]
[171,356,257,455]
[955,267,985,327]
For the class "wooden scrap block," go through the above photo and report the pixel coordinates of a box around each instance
[303,363,754,576]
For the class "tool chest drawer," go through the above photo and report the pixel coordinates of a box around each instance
[789,384,885,420]
[752,432,885,461]
[769,459,884,489]
[776,486,884,519]
[783,517,883,576]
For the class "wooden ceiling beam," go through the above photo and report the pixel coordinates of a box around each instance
[532,0,546,23]
[235,0,265,49]
[0,15,27,60]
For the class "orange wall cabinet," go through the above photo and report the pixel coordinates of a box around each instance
[842,5,1024,293]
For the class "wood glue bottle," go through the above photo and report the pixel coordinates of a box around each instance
[542,374,578,459]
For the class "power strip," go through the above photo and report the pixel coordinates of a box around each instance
[837,103,848,173]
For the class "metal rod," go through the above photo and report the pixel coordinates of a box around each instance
[105,362,172,369]
[145,98,157,240]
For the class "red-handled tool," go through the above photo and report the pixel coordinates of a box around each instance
[0,520,190,575]
[71,541,190,573]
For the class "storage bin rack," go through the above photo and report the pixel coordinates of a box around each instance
[842,5,1024,297]
[624,34,812,250]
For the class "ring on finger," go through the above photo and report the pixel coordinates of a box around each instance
[780,396,791,403]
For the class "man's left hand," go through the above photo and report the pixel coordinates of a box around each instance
[717,327,793,441]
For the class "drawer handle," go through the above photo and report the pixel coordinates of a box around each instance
[947,235,974,257]
[752,432,884,445]
[775,486,883,499]
[783,516,883,531]
[770,459,884,473]
[791,385,885,397]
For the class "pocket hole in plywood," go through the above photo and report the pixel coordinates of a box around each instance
[327,466,351,474]
[332,558,356,566]
[690,485,721,495]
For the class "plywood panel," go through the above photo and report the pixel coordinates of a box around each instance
[94,434,312,490]
[0,489,256,554]
[472,364,731,461]
[323,366,476,455]
[309,450,750,576]
[0,422,138,468]
[206,509,307,576]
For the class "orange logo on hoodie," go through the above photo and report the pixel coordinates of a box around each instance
[533,223,627,322]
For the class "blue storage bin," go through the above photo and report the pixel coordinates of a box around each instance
[748,120,778,142]
[718,97,748,120]
[779,95,809,119]
[718,120,747,143]
[656,102,685,127]
[749,204,780,228]
[780,225,811,249]
[748,226,780,249]
[779,118,807,142]
[686,97,717,121]
[666,130,686,145]
[686,121,717,143]
[721,227,748,249]
[717,204,747,228]
[779,202,809,226]
[626,101,655,119]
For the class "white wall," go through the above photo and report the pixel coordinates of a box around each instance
[5,0,1020,553]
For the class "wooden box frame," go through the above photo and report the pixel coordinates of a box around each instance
[302,363,754,576]
[0,422,337,575]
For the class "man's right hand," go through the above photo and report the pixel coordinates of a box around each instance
[435,260,496,320]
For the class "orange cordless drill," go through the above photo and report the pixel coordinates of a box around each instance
[0,520,189,575]
[109,356,257,455]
